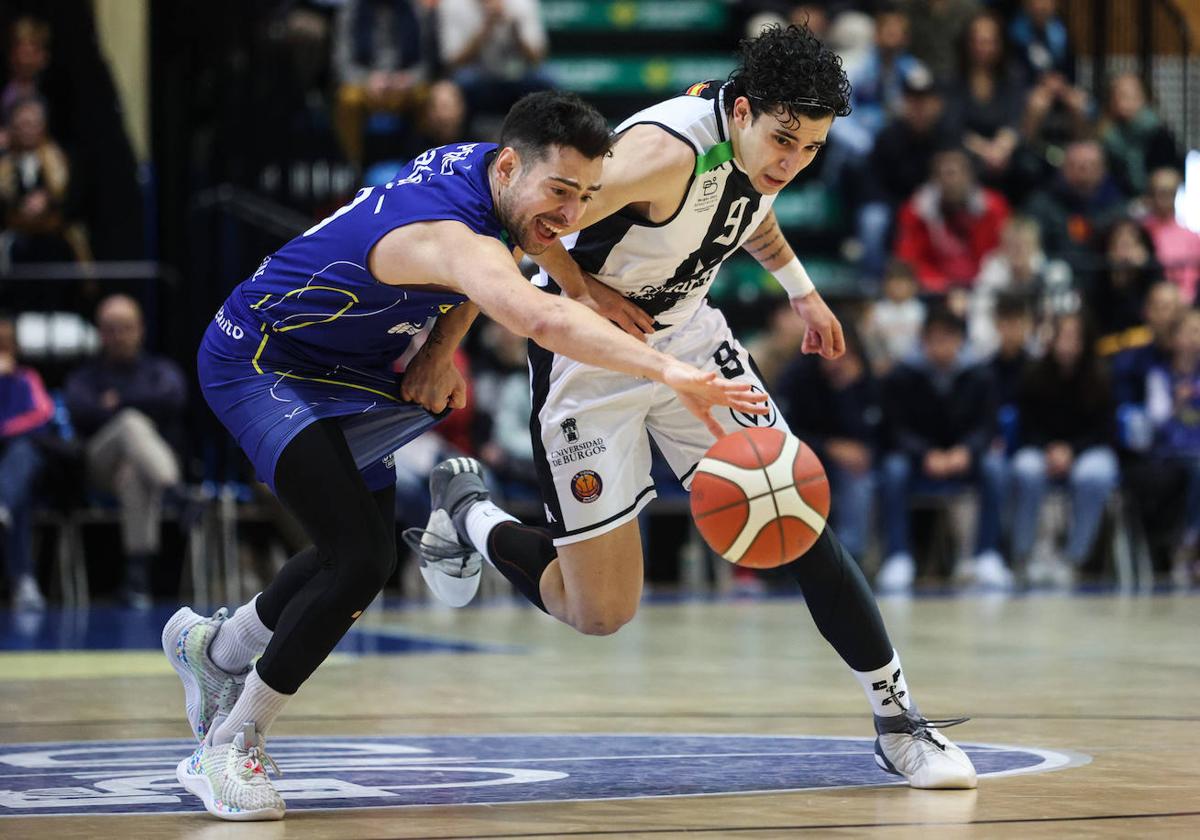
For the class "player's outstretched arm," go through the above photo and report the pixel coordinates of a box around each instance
[376,220,767,436]
[743,209,845,360]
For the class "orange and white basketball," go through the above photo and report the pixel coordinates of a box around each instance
[690,428,830,568]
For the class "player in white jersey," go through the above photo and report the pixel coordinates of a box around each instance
[411,25,977,789]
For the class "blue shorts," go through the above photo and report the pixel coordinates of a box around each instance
[198,296,443,493]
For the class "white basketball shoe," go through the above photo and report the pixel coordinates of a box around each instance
[176,722,284,821]
[403,457,487,607]
[874,709,978,789]
[162,607,247,742]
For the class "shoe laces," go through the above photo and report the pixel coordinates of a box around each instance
[899,711,970,750]
[402,525,469,562]
[237,724,281,779]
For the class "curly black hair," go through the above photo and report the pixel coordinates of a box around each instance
[725,24,852,128]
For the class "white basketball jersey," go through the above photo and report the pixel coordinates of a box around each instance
[549,81,776,330]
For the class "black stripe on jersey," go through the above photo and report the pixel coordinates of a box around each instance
[528,338,567,536]
[630,169,762,326]
[571,121,698,275]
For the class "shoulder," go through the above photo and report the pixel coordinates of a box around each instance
[614,123,696,169]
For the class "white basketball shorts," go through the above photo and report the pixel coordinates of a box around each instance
[528,301,789,546]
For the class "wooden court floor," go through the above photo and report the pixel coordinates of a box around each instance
[0,592,1197,838]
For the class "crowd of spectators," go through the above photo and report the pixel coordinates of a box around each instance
[2,0,1199,609]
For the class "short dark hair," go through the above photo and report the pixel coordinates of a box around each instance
[922,304,967,337]
[994,292,1032,321]
[499,91,613,163]
[725,24,851,128]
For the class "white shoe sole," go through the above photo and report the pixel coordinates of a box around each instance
[419,563,482,608]
[162,607,205,741]
[176,754,285,821]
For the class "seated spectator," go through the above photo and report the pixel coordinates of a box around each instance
[1010,313,1118,587]
[1089,217,1162,349]
[396,79,468,161]
[947,10,1026,194]
[0,16,50,135]
[856,63,962,278]
[902,0,981,86]
[833,4,923,166]
[1008,0,1074,83]
[332,0,426,166]
[861,258,926,376]
[63,295,185,608]
[438,0,551,130]
[968,215,1075,356]
[1128,304,1200,588]
[1101,72,1182,200]
[1140,167,1200,303]
[894,146,1010,294]
[745,299,808,390]
[1024,139,1126,269]
[472,320,539,493]
[987,291,1036,412]
[1107,280,1182,434]
[776,321,882,561]
[877,306,1006,591]
[0,97,90,264]
[0,312,53,610]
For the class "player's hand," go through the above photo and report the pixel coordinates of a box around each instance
[400,348,467,414]
[577,273,656,340]
[790,290,845,360]
[662,361,768,439]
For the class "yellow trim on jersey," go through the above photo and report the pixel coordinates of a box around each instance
[272,285,361,332]
[251,324,269,374]
[271,371,401,402]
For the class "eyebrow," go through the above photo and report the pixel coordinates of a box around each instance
[549,176,602,191]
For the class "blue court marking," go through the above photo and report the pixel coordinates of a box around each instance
[0,734,1086,816]
[0,607,508,655]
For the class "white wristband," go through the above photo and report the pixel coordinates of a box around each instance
[772,257,815,299]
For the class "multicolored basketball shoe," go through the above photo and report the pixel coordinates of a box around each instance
[176,722,285,821]
[874,709,978,789]
[162,606,247,742]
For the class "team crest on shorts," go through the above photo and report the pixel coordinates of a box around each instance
[571,470,603,503]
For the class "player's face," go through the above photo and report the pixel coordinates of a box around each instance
[496,145,603,255]
[730,98,832,195]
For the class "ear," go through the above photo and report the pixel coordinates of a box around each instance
[495,147,520,185]
[733,96,754,129]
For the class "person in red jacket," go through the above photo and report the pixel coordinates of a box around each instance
[895,147,1010,294]
[0,313,54,610]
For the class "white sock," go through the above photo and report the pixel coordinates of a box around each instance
[209,594,273,674]
[463,500,518,563]
[854,650,912,718]
[209,665,291,746]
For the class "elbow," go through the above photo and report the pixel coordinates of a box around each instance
[521,299,564,347]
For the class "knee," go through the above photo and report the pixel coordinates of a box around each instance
[566,601,637,637]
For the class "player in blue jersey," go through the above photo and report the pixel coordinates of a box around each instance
[161,92,767,822]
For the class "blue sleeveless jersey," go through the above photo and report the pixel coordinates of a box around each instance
[199,141,506,491]
[224,141,504,368]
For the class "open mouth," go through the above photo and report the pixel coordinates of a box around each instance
[533,217,564,245]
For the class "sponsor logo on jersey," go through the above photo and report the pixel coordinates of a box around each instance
[561,418,579,442]
[212,306,245,341]
[383,453,396,469]
[388,321,424,335]
[549,435,606,467]
[570,470,603,503]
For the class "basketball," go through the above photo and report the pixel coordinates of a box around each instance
[690,428,830,569]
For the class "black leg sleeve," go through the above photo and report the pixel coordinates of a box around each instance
[783,526,894,672]
[254,420,398,694]
[486,521,557,613]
